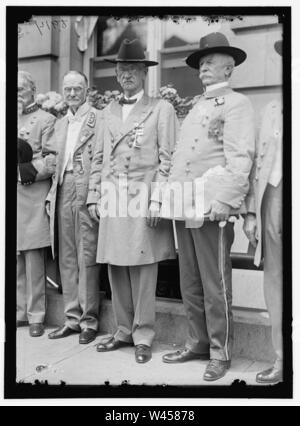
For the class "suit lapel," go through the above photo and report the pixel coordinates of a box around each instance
[55,116,69,176]
[74,106,95,152]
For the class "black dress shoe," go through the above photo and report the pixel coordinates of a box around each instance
[203,359,231,381]
[162,348,209,363]
[256,366,283,384]
[135,345,152,363]
[29,323,44,337]
[96,337,133,352]
[48,325,80,340]
[17,320,29,328]
[79,328,97,344]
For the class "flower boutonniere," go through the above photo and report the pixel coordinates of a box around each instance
[214,96,225,107]
[208,116,225,142]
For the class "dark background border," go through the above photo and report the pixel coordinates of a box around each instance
[5,5,292,399]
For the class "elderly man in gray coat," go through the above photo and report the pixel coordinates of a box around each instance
[46,70,102,344]
[244,39,283,384]
[17,70,56,337]
[87,39,178,363]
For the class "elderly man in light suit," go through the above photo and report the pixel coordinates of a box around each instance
[87,39,178,363]
[17,70,56,337]
[243,40,283,384]
[162,33,255,381]
[46,71,102,344]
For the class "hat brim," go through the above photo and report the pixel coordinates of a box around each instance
[104,59,158,67]
[186,46,247,69]
[274,40,282,56]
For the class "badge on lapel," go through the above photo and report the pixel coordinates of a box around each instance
[133,123,144,149]
[87,111,96,128]
[79,129,94,144]
[214,96,225,107]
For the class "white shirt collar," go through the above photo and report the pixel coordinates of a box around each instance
[124,89,144,102]
[205,81,229,93]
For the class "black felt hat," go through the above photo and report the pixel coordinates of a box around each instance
[105,39,158,67]
[186,32,247,69]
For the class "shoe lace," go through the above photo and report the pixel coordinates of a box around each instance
[208,359,220,369]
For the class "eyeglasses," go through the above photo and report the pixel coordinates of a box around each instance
[63,86,85,94]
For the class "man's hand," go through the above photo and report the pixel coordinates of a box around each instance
[243,213,257,247]
[209,200,231,222]
[88,203,100,222]
[45,154,57,174]
[146,201,161,228]
[45,201,51,216]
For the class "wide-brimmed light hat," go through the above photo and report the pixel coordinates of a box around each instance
[105,39,158,67]
[186,32,247,69]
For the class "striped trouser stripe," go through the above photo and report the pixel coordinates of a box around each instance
[218,226,230,360]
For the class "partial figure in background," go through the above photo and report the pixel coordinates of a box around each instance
[162,33,255,381]
[87,39,178,363]
[47,71,102,344]
[243,39,283,384]
[17,70,57,337]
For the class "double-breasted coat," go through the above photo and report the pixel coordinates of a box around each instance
[17,105,56,251]
[47,105,103,266]
[164,86,255,221]
[87,94,178,266]
[246,99,282,266]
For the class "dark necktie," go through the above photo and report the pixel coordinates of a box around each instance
[119,97,137,106]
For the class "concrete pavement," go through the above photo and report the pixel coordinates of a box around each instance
[17,326,271,387]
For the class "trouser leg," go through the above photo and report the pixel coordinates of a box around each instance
[192,221,234,361]
[77,230,100,331]
[108,265,134,343]
[24,248,46,324]
[130,263,158,347]
[262,182,283,367]
[57,175,81,331]
[176,221,210,354]
[17,252,27,322]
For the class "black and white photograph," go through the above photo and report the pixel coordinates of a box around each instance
[1,0,298,407]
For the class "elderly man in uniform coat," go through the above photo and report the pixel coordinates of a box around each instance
[243,40,283,384]
[46,71,102,344]
[87,39,178,363]
[162,33,255,381]
[17,70,56,337]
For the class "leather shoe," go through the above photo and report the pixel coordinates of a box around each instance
[256,366,283,384]
[135,345,152,363]
[29,323,44,337]
[203,359,231,381]
[162,348,209,363]
[48,325,80,340]
[79,328,97,344]
[96,337,133,352]
[17,320,29,328]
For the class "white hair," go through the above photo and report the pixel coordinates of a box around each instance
[18,70,36,92]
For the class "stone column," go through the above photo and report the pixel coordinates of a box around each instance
[146,18,165,97]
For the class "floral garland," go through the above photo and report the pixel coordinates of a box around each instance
[36,85,197,118]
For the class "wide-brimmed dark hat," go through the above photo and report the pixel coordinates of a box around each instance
[105,39,158,67]
[274,40,282,56]
[186,32,247,69]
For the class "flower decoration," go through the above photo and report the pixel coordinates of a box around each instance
[208,116,224,142]
[36,85,200,120]
[36,91,68,118]
[158,84,195,118]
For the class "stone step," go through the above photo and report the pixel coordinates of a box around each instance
[45,287,274,363]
